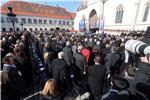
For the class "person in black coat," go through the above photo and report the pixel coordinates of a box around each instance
[104,46,121,77]
[73,46,86,76]
[62,41,73,66]
[2,53,27,100]
[52,52,68,92]
[87,56,106,100]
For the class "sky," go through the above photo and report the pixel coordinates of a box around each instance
[0,0,81,12]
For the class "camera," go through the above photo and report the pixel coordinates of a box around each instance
[125,40,150,57]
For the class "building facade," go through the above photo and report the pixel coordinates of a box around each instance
[1,1,75,32]
[74,0,150,33]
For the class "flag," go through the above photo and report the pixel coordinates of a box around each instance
[79,20,86,32]
[99,19,104,30]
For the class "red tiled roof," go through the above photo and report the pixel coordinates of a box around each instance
[69,13,76,19]
[1,1,76,19]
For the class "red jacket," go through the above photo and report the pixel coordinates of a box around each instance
[82,48,90,63]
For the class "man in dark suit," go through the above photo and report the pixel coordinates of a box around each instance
[105,46,121,77]
[87,56,106,100]
[73,46,86,76]
[52,52,68,92]
[62,41,73,66]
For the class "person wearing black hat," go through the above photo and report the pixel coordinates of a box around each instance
[101,76,130,100]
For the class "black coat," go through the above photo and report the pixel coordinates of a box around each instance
[62,46,73,66]
[73,53,86,75]
[52,59,68,91]
[104,53,121,75]
[2,65,27,100]
[14,57,33,84]
[87,64,106,96]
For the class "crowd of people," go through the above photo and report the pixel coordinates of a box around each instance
[1,30,150,100]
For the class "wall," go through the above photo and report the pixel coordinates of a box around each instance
[74,0,103,31]
[74,0,150,32]
[1,14,74,32]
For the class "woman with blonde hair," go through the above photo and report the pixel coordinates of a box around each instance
[40,79,66,100]
[42,79,57,96]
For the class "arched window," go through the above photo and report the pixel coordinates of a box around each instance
[115,5,124,23]
[143,3,149,22]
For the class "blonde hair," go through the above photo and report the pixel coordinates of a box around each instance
[44,52,49,60]
[0,70,9,85]
[42,79,57,96]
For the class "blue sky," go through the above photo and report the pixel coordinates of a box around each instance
[0,0,81,12]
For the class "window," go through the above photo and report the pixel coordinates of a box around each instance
[14,18,18,23]
[59,21,62,25]
[10,28,13,31]
[1,17,5,23]
[63,21,65,25]
[16,28,19,31]
[44,20,47,24]
[39,20,42,24]
[143,3,149,22]
[35,28,38,31]
[30,28,32,31]
[54,20,57,25]
[115,5,124,23]
[24,28,27,31]
[6,17,11,23]
[21,18,26,23]
[34,19,37,24]
[50,28,54,31]
[49,20,52,24]
[28,19,32,24]
[2,28,6,32]
[67,21,69,25]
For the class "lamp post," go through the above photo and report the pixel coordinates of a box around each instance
[99,0,108,32]
[7,7,16,32]
[101,0,107,19]
[20,21,24,31]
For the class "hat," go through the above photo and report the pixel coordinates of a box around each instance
[112,76,129,90]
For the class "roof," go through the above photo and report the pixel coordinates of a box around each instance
[69,13,76,19]
[1,0,76,19]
